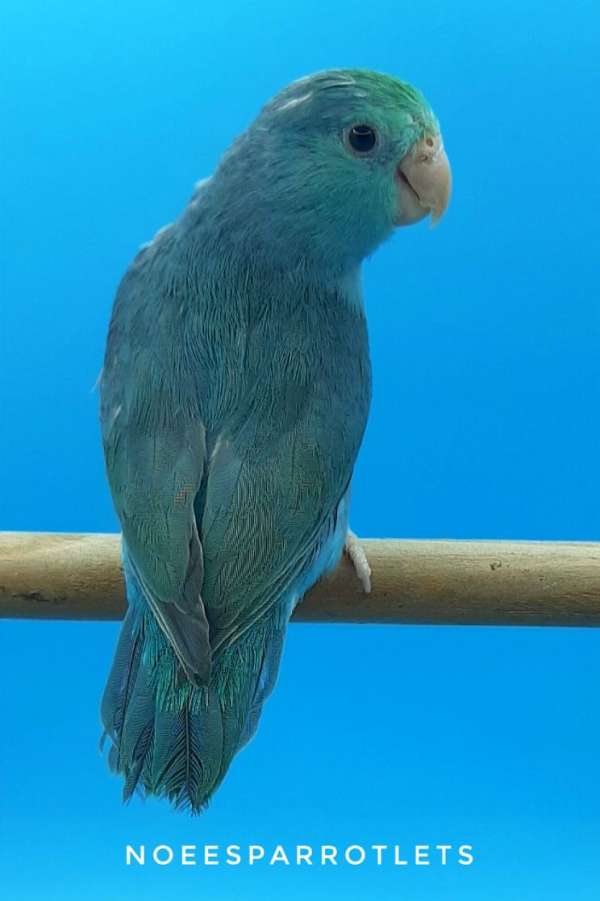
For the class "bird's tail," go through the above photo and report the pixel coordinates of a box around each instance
[100,574,286,813]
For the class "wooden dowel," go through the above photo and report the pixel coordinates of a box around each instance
[1,531,599,627]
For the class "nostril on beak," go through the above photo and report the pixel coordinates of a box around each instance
[417,135,441,163]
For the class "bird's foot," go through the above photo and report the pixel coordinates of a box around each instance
[344,529,372,594]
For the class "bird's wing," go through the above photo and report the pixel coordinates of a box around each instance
[198,400,356,660]
[104,417,212,686]
[100,247,212,687]
[195,284,368,659]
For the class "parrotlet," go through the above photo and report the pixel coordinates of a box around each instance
[99,68,451,813]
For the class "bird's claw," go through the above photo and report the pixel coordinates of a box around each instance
[344,529,372,594]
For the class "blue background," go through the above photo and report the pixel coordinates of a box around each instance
[2,0,599,898]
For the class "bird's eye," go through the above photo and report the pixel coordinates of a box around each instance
[347,124,377,153]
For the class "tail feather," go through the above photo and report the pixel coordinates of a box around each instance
[238,631,285,750]
[118,654,155,787]
[100,604,143,741]
[149,704,204,809]
[101,601,287,813]
[123,721,153,801]
[145,690,224,810]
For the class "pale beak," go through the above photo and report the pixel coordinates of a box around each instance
[394,133,451,226]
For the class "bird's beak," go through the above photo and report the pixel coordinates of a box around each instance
[394,133,451,227]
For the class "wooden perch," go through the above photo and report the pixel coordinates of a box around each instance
[1,531,600,627]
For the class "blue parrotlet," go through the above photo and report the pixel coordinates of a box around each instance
[99,68,451,813]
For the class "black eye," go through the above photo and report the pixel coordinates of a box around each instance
[347,124,377,153]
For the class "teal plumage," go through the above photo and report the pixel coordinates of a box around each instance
[99,68,450,812]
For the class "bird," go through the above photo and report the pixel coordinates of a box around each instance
[98,68,451,813]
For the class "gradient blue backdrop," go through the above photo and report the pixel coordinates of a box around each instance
[2,1,599,898]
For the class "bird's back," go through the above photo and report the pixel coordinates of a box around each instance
[102,217,372,644]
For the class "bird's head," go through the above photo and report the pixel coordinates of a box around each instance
[208,69,451,269]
